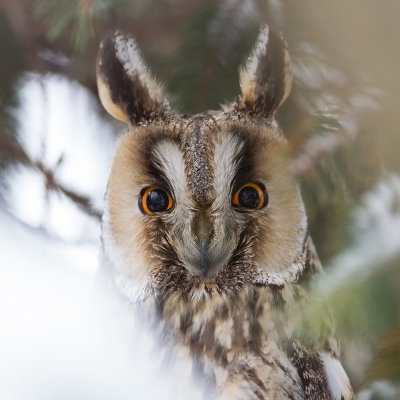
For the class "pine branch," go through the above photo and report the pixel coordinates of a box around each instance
[0,130,101,220]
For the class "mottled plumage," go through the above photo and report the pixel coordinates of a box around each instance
[97,26,353,399]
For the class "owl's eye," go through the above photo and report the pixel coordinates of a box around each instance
[232,182,267,210]
[140,187,173,215]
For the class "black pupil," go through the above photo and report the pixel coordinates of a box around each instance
[146,189,169,212]
[238,187,260,208]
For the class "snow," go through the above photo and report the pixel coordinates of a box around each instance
[0,209,200,400]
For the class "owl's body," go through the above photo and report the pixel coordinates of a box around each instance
[97,27,353,399]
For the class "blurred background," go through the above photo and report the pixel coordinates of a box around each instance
[0,0,399,399]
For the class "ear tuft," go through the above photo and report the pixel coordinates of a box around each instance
[97,31,170,124]
[235,26,292,120]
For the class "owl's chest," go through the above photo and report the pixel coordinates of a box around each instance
[142,285,304,399]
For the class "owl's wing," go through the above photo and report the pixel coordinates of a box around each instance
[320,352,354,400]
[288,340,354,400]
[219,349,304,400]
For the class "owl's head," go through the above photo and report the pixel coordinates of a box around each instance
[98,27,307,302]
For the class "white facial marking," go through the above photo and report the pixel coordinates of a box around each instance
[152,141,187,199]
[152,141,203,274]
[213,134,244,208]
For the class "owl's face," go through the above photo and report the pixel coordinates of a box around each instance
[98,27,307,301]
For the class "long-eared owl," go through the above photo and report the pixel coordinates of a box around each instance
[97,25,353,400]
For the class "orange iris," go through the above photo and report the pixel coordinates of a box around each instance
[232,182,266,209]
[140,187,173,215]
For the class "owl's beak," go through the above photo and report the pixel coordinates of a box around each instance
[199,238,209,276]
[187,209,236,278]
[193,211,213,276]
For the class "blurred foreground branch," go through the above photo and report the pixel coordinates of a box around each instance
[292,125,357,179]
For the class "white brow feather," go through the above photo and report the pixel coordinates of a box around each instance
[213,134,244,206]
[152,141,187,199]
